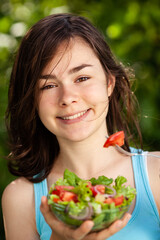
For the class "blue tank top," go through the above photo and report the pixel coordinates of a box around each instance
[34,148,160,240]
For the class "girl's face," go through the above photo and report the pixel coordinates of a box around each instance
[38,37,114,143]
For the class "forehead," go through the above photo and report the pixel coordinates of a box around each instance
[42,37,100,75]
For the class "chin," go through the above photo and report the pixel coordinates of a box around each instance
[64,134,90,143]
[58,129,94,143]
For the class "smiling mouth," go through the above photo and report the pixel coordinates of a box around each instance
[59,109,89,120]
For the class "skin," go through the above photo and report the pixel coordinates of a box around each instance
[2,37,160,240]
[38,38,112,144]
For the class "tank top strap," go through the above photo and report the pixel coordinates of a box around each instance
[130,147,159,221]
[34,178,52,239]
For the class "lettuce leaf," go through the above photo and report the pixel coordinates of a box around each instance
[64,169,81,186]
[68,201,87,215]
[55,177,70,186]
[114,176,137,202]
[89,175,113,186]
[72,181,93,202]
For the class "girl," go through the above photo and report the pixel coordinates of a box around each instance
[2,13,160,240]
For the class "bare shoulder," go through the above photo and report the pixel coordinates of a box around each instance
[2,177,34,211]
[147,151,160,214]
[2,177,39,240]
[147,151,160,170]
[2,177,33,195]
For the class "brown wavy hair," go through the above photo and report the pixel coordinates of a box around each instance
[5,13,142,182]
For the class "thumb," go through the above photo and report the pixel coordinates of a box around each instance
[40,196,55,226]
[40,196,70,238]
[40,196,50,213]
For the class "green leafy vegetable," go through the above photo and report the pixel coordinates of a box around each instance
[48,169,136,231]
[64,169,81,186]
[72,181,93,202]
[89,175,113,186]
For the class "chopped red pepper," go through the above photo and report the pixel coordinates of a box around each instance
[103,131,125,148]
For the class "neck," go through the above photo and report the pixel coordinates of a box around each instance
[54,130,118,179]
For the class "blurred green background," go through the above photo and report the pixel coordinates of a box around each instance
[0,0,159,238]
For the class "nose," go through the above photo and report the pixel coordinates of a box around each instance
[58,85,79,107]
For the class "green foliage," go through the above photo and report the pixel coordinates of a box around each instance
[0,0,159,238]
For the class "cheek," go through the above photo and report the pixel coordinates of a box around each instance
[38,92,58,110]
[37,100,56,133]
[37,96,55,122]
[82,84,108,104]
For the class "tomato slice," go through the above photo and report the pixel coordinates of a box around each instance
[60,191,78,202]
[52,185,74,195]
[103,131,125,148]
[104,198,114,204]
[51,189,61,196]
[51,185,78,203]
[53,197,60,203]
[104,196,124,206]
[55,185,75,191]
[113,196,124,206]
[87,183,106,197]
[92,185,106,196]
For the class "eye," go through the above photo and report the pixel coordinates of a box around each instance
[41,84,58,90]
[76,76,90,83]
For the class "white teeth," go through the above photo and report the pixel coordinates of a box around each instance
[62,110,87,120]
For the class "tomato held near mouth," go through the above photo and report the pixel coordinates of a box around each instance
[103,131,125,148]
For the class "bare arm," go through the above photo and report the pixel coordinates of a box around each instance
[2,178,39,240]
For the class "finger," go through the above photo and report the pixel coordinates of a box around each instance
[90,213,131,240]
[84,213,131,240]
[41,196,92,239]
[40,196,50,213]
[41,196,81,239]
[70,220,94,240]
[40,196,64,230]
[41,198,95,240]
[40,196,55,226]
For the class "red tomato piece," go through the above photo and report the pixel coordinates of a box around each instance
[52,186,75,197]
[53,197,60,203]
[113,196,124,206]
[104,196,124,206]
[103,131,125,148]
[60,191,78,202]
[51,189,61,196]
[104,198,114,204]
[92,185,106,196]
[55,185,75,191]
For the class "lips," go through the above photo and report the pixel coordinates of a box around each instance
[57,109,90,121]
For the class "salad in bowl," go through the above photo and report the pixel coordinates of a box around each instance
[48,168,136,231]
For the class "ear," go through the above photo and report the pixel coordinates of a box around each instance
[107,75,115,97]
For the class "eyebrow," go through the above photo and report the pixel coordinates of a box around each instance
[69,64,93,74]
[40,64,93,80]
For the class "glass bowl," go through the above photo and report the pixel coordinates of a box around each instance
[49,201,131,231]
